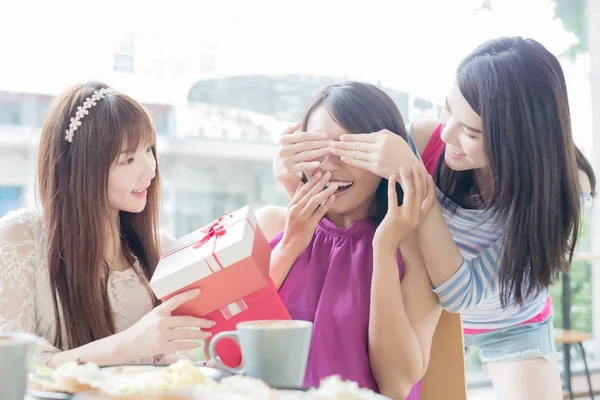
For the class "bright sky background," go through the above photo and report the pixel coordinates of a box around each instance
[0,0,593,148]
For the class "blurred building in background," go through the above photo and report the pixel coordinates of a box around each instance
[0,30,440,237]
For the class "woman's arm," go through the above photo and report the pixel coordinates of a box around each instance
[369,246,422,399]
[418,201,503,312]
[398,234,442,371]
[44,334,129,367]
[255,206,298,288]
[369,234,441,400]
[417,204,465,288]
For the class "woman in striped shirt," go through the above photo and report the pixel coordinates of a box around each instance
[274,37,595,399]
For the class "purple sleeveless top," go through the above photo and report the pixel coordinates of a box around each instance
[269,217,422,399]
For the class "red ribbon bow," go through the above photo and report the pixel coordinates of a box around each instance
[160,213,235,260]
[193,214,232,250]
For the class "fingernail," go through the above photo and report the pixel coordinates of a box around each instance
[315,172,322,179]
[208,320,216,326]
[319,132,328,138]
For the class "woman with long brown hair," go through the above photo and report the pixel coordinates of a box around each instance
[0,82,213,366]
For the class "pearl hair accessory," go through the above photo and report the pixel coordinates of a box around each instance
[65,87,113,143]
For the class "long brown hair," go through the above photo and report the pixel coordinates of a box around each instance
[436,37,596,306]
[301,82,408,224]
[38,82,161,350]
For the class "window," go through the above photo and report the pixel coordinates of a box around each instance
[36,102,50,127]
[414,97,433,110]
[0,102,22,126]
[114,55,134,73]
[388,91,409,121]
[114,31,134,73]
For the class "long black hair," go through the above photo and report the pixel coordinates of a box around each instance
[436,37,596,306]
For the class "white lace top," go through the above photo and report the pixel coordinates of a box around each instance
[0,208,177,365]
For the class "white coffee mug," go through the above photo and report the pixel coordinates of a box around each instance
[0,333,38,400]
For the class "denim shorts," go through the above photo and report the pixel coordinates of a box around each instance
[464,316,560,363]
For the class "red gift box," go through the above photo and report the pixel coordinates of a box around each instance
[149,205,291,366]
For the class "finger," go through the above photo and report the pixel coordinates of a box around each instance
[167,327,213,341]
[330,141,376,152]
[203,340,210,360]
[291,161,321,173]
[291,172,322,205]
[339,156,375,174]
[280,122,302,137]
[422,174,437,212]
[338,133,379,143]
[331,143,375,164]
[300,172,333,208]
[302,181,338,216]
[279,130,328,145]
[291,172,328,210]
[332,150,373,165]
[293,180,303,195]
[159,289,201,313]
[330,148,374,163]
[166,316,216,329]
[418,164,429,199]
[289,146,332,163]
[387,175,398,213]
[165,341,203,353]
[398,167,415,221]
[286,139,333,154]
[309,194,336,224]
[411,165,425,217]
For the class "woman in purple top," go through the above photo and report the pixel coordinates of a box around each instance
[256,82,442,400]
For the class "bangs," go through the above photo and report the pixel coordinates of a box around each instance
[113,97,156,154]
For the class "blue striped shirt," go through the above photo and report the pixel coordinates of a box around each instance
[430,192,547,330]
[405,131,547,330]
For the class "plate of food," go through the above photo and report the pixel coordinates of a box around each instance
[198,375,390,399]
[27,361,226,399]
[27,360,388,399]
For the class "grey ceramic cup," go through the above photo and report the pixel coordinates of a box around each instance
[209,320,313,388]
[0,333,38,400]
